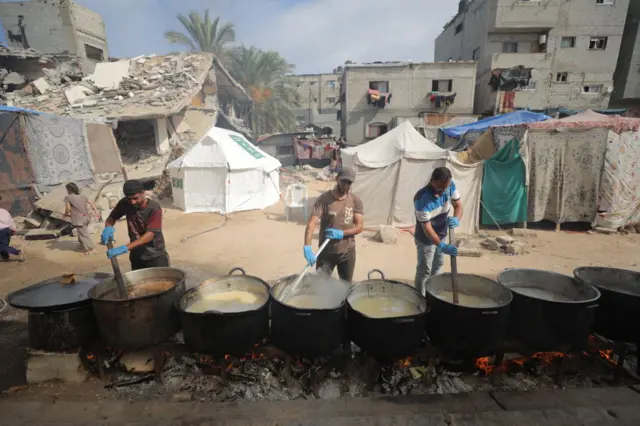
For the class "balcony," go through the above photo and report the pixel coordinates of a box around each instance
[493,0,561,30]
[491,53,551,71]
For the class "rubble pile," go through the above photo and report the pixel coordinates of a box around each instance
[7,52,214,119]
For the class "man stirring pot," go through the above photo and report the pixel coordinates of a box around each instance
[303,168,363,282]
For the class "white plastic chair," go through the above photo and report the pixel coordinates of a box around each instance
[285,183,308,222]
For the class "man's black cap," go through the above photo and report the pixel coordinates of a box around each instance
[338,167,356,183]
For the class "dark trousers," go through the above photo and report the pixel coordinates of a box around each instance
[316,249,356,282]
[130,251,170,271]
[0,228,19,259]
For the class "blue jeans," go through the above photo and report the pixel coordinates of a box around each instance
[414,240,445,296]
[0,228,20,259]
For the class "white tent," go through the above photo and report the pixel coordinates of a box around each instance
[342,121,483,235]
[168,126,282,214]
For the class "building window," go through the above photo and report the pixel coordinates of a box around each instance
[296,115,306,122]
[327,96,337,104]
[583,84,603,94]
[84,44,104,61]
[596,0,614,5]
[472,48,481,60]
[432,79,453,92]
[367,123,388,139]
[276,145,294,156]
[455,23,464,35]
[502,42,518,53]
[589,37,608,50]
[560,37,576,48]
[556,72,568,82]
[326,80,337,88]
[369,81,389,92]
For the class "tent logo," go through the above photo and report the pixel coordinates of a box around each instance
[229,135,264,159]
[172,178,184,189]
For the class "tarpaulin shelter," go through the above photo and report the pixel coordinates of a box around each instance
[168,126,281,214]
[526,111,640,228]
[481,138,527,226]
[0,106,124,216]
[441,111,550,151]
[341,121,483,235]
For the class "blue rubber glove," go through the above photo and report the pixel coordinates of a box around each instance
[438,241,458,257]
[325,228,344,240]
[100,226,115,245]
[447,217,460,229]
[303,245,316,266]
[106,245,128,259]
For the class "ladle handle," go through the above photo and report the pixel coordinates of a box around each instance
[449,226,459,305]
[107,239,128,299]
[280,239,332,301]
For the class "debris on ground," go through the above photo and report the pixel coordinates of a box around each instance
[374,226,400,245]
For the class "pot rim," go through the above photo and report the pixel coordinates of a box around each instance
[573,266,640,299]
[88,267,186,304]
[426,273,513,310]
[498,268,601,305]
[270,274,348,312]
[176,273,271,316]
[347,279,427,319]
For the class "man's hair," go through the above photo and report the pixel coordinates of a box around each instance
[65,182,80,195]
[431,167,452,182]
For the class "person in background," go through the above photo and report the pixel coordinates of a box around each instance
[100,180,169,270]
[64,182,99,255]
[329,148,341,175]
[0,196,24,262]
[413,167,463,295]
[303,167,363,282]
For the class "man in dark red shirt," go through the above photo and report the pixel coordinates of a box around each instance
[101,180,169,270]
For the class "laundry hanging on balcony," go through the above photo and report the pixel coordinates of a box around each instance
[428,92,457,108]
[367,89,392,108]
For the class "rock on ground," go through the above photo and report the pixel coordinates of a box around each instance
[375,226,400,245]
[481,238,501,251]
[508,229,538,238]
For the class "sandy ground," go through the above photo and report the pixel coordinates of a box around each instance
[1,179,639,394]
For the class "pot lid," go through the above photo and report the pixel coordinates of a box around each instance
[7,273,112,311]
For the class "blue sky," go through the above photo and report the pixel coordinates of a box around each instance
[5,0,458,74]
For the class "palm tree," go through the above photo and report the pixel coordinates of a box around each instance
[230,45,299,135]
[164,10,235,65]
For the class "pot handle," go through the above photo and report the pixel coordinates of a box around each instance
[586,304,599,309]
[367,269,385,280]
[228,267,246,275]
[481,310,499,315]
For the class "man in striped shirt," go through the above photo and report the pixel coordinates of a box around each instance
[413,167,463,295]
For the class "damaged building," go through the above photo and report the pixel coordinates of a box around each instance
[339,61,476,144]
[9,52,253,181]
[0,0,108,74]
[435,0,631,114]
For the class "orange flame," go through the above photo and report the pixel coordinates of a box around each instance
[86,353,95,361]
[397,356,412,368]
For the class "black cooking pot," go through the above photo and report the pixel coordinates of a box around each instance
[497,269,600,351]
[176,267,270,356]
[573,267,640,343]
[7,273,111,351]
[348,270,427,359]
[425,274,512,359]
[270,274,349,357]
[89,267,186,351]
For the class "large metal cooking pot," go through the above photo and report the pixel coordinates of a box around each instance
[176,267,270,356]
[573,267,640,343]
[7,273,111,351]
[89,267,186,351]
[270,273,349,357]
[497,269,600,351]
[348,270,427,359]
[426,274,512,359]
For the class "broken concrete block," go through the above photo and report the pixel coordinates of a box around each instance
[375,225,400,245]
[506,242,530,255]
[481,238,501,251]
[82,99,98,107]
[496,235,514,245]
[26,350,87,384]
[23,217,43,229]
[120,350,155,373]
[25,229,59,240]
[508,228,538,238]
[458,247,483,258]
[64,85,92,105]
[88,60,131,90]
[31,77,50,94]
[3,71,25,85]
[594,227,617,235]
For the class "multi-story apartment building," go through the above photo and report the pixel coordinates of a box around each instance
[435,0,631,114]
[612,0,640,111]
[340,61,477,144]
[292,73,341,125]
[0,0,108,73]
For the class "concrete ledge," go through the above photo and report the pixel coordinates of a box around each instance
[491,386,640,411]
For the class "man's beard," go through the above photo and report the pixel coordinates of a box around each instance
[336,185,348,195]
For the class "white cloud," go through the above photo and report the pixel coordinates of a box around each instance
[80,0,457,73]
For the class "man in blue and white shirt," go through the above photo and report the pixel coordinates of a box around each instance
[413,167,463,295]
